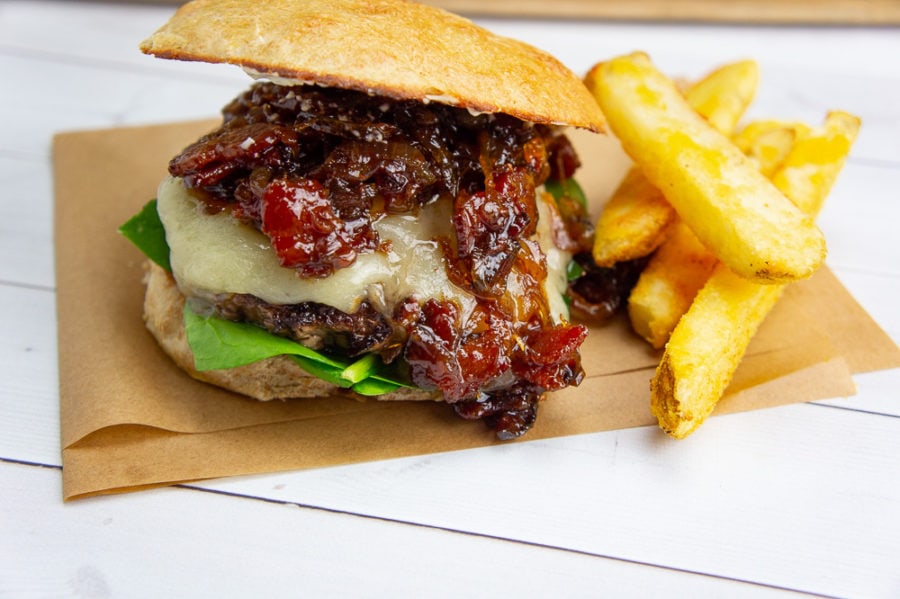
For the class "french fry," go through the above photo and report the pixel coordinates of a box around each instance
[683,60,759,134]
[627,221,717,348]
[734,125,798,177]
[590,51,826,283]
[590,168,673,267]
[589,60,759,267]
[651,265,785,438]
[771,111,860,216]
[628,120,798,348]
[733,120,810,166]
[650,111,860,439]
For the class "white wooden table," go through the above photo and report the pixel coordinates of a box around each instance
[2,2,899,596]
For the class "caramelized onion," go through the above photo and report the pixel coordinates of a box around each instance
[168,82,590,438]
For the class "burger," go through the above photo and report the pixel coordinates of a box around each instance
[123,0,607,439]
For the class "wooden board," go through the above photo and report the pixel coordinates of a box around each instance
[421,0,900,24]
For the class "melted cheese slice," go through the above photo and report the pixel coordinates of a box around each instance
[157,176,571,321]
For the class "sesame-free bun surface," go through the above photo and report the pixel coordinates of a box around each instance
[140,0,605,132]
[142,262,439,403]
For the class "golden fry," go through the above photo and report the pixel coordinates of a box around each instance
[650,111,860,439]
[684,60,759,134]
[590,168,674,267]
[735,126,797,177]
[733,120,809,156]
[589,60,759,267]
[628,118,798,348]
[771,111,861,217]
[590,52,826,283]
[628,221,717,349]
[650,264,785,438]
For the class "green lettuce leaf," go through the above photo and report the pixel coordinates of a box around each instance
[118,199,171,271]
[182,304,411,396]
[566,259,584,282]
[545,178,587,305]
[544,177,587,207]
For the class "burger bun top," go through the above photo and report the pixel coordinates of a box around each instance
[140,0,606,132]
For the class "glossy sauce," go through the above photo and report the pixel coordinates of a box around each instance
[168,83,591,439]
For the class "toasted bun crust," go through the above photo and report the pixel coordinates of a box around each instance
[142,261,440,402]
[140,0,605,132]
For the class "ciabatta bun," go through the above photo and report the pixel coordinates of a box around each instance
[139,0,605,132]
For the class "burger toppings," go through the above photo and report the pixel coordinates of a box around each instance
[567,252,651,322]
[259,177,374,278]
[156,82,595,438]
[169,83,569,280]
[214,295,394,358]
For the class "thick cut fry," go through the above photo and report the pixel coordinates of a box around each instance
[684,60,759,134]
[650,111,860,439]
[590,168,673,266]
[771,111,860,216]
[591,52,826,283]
[650,265,785,438]
[589,60,758,267]
[733,120,810,162]
[735,126,797,177]
[628,120,798,348]
[628,221,717,349]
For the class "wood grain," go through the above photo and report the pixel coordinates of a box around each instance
[423,0,900,24]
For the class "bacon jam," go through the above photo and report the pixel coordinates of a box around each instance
[169,82,592,439]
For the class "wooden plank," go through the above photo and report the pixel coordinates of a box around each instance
[0,462,794,597]
[423,0,900,24]
[94,0,900,25]
[194,402,900,598]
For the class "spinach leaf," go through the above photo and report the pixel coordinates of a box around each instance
[118,199,171,272]
[544,177,587,207]
[182,305,413,394]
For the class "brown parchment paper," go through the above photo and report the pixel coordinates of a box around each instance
[53,121,900,500]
